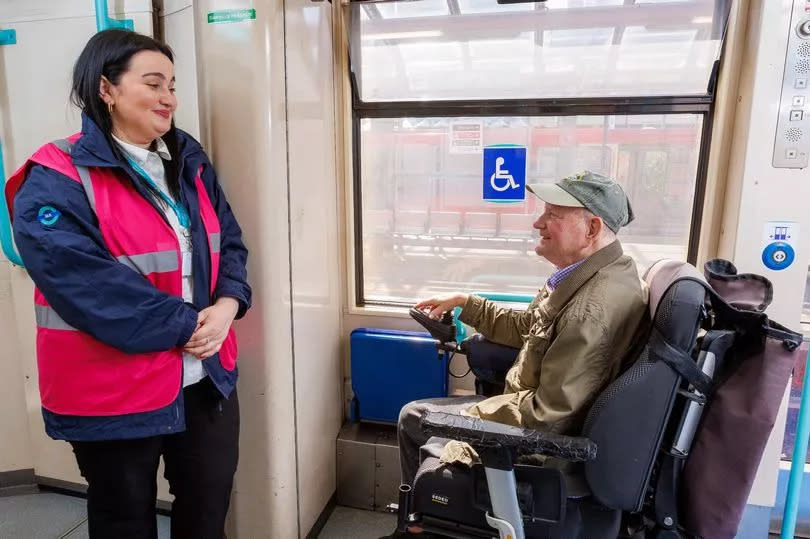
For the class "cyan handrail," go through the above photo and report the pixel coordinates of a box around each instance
[454,292,534,342]
[0,139,24,266]
[0,28,16,46]
[476,293,535,303]
[94,0,134,32]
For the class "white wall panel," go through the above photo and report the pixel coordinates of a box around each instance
[0,263,32,474]
[0,2,154,172]
[284,0,343,534]
[192,1,299,536]
[162,1,202,141]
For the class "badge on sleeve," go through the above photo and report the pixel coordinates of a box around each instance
[38,206,61,226]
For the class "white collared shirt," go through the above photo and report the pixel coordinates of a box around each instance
[113,135,206,388]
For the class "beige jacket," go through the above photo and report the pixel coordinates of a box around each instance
[459,240,649,435]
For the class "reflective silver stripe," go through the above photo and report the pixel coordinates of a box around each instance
[35,305,77,331]
[209,233,221,253]
[52,139,72,153]
[76,165,96,212]
[51,139,96,212]
[117,250,179,275]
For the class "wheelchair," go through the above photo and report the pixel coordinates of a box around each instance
[398,261,735,539]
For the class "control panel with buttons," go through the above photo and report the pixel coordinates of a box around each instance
[761,222,799,271]
[773,0,810,168]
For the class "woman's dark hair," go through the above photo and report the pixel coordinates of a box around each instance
[71,29,181,202]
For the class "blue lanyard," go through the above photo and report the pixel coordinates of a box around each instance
[125,156,190,229]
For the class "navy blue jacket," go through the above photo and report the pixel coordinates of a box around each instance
[12,115,251,441]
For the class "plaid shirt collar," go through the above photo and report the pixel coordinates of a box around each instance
[546,259,586,291]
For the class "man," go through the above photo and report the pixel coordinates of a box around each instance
[398,171,649,490]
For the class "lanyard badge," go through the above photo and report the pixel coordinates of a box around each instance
[125,156,191,229]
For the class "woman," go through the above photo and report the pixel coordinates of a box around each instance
[5,29,251,538]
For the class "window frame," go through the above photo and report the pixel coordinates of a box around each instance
[350,12,721,308]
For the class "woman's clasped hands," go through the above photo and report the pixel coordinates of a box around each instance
[184,297,240,359]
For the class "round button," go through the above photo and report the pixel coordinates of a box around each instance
[762,242,795,271]
[798,19,810,39]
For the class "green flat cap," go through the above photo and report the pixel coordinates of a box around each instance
[526,171,634,233]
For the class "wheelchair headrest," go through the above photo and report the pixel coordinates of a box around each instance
[644,259,706,320]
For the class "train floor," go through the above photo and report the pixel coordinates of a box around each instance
[0,490,396,539]
[0,489,795,538]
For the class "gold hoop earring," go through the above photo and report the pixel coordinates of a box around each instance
[107,102,114,115]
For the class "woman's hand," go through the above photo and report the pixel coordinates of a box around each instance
[414,293,469,319]
[184,297,240,359]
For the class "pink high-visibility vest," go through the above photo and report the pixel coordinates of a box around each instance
[6,134,237,416]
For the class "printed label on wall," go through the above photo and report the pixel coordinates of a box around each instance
[449,121,483,155]
[207,9,257,24]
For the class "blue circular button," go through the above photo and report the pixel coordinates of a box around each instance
[762,241,795,271]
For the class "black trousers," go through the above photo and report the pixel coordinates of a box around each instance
[70,378,240,539]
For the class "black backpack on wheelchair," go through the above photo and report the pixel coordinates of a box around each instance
[400,259,802,539]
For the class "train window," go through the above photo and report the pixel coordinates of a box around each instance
[351,0,728,101]
[347,0,730,307]
[359,114,702,305]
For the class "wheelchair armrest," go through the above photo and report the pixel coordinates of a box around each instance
[420,411,597,462]
[460,334,520,363]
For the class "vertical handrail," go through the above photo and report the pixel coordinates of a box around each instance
[94,0,134,32]
[0,28,16,46]
[781,343,810,538]
[0,139,24,266]
[0,25,22,266]
[453,292,534,341]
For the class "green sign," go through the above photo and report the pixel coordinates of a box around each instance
[207,8,256,24]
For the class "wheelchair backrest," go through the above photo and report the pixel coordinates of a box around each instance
[581,260,707,512]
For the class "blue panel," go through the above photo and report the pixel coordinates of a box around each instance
[350,328,448,424]
[734,504,772,539]
[771,467,810,536]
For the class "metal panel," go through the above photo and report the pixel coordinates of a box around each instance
[374,442,401,512]
[337,423,402,512]
[337,437,376,511]
[773,0,810,168]
[337,423,378,510]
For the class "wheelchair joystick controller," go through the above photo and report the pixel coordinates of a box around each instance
[409,308,458,352]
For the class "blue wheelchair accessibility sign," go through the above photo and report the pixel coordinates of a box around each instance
[483,145,526,202]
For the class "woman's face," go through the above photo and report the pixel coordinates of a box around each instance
[102,50,176,146]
